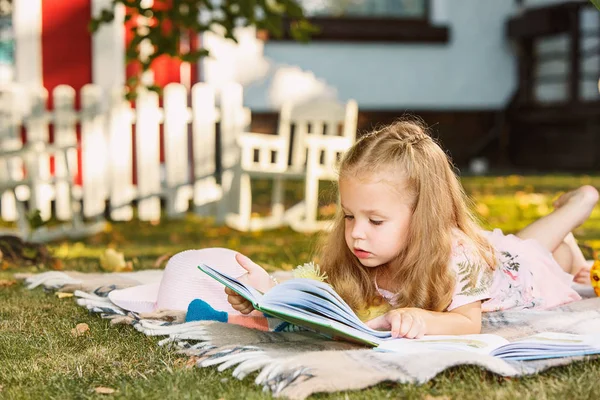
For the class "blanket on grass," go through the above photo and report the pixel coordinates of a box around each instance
[15,270,600,399]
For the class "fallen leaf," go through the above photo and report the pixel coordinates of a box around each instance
[173,356,201,369]
[185,356,201,368]
[94,387,115,394]
[0,384,3,392]
[424,396,450,400]
[123,261,133,272]
[0,279,16,288]
[99,249,131,272]
[56,292,74,299]
[50,258,63,270]
[71,323,90,337]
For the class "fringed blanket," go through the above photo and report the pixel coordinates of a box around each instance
[16,271,600,399]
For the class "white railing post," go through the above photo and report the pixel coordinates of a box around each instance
[217,82,246,224]
[135,89,162,221]
[108,87,135,221]
[81,84,109,218]
[52,85,78,220]
[191,83,221,215]
[163,83,192,217]
[0,85,26,222]
[24,87,52,221]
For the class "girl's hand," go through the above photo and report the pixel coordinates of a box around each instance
[225,253,275,314]
[225,286,254,314]
[365,307,427,339]
[235,253,274,293]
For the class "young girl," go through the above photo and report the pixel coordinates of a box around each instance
[226,119,598,339]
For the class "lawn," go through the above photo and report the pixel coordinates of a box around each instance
[2,175,600,399]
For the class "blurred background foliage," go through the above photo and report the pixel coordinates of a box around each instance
[3,175,600,273]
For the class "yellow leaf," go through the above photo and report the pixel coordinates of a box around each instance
[0,279,16,288]
[99,249,130,272]
[71,323,90,337]
[94,387,115,395]
[103,222,113,233]
[56,292,74,299]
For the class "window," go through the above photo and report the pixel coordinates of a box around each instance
[301,0,427,19]
[269,0,448,43]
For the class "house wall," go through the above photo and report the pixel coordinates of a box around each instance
[235,0,519,111]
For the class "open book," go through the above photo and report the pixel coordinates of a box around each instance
[198,263,391,346]
[198,264,600,360]
[376,332,600,361]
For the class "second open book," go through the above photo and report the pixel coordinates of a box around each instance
[198,264,600,361]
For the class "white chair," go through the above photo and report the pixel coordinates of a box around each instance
[223,96,358,232]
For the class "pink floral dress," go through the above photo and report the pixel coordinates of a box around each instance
[447,229,581,312]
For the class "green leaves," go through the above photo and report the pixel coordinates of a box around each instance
[591,0,600,11]
[26,209,45,232]
[89,0,316,97]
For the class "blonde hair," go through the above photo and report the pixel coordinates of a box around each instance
[317,118,495,313]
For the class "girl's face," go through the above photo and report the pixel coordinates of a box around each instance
[339,173,414,268]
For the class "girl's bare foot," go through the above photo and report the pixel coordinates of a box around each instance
[553,185,599,210]
[572,261,593,284]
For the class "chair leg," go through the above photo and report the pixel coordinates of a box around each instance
[304,175,319,228]
[223,167,253,231]
[216,169,235,224]
[14,189,31,239]
[237,172,252,230]
[193,176,221,217]
[271,177,284,222]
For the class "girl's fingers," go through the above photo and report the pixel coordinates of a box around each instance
[404,319,423,339]
[231,301,252,313]
[235,253,264,274]
[398,313,413,337]
[390,313,402,338]
[233,301,254,314]
[365,314,389,330]
[227,294,247,306]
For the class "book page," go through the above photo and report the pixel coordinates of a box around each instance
[258,301,387,346]
[377,334,510,355]
[491,332,600,360]
[264,279,383,335]
[197,264,263,307]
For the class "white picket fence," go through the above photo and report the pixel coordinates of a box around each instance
[0,82,249,231]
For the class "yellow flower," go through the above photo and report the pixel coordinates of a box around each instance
[292,262,328,282]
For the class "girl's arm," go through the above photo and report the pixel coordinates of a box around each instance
[366,301,482,338]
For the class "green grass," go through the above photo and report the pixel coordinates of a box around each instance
[3,175,600,399]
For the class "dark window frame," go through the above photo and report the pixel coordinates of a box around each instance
[260,0,450,44]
